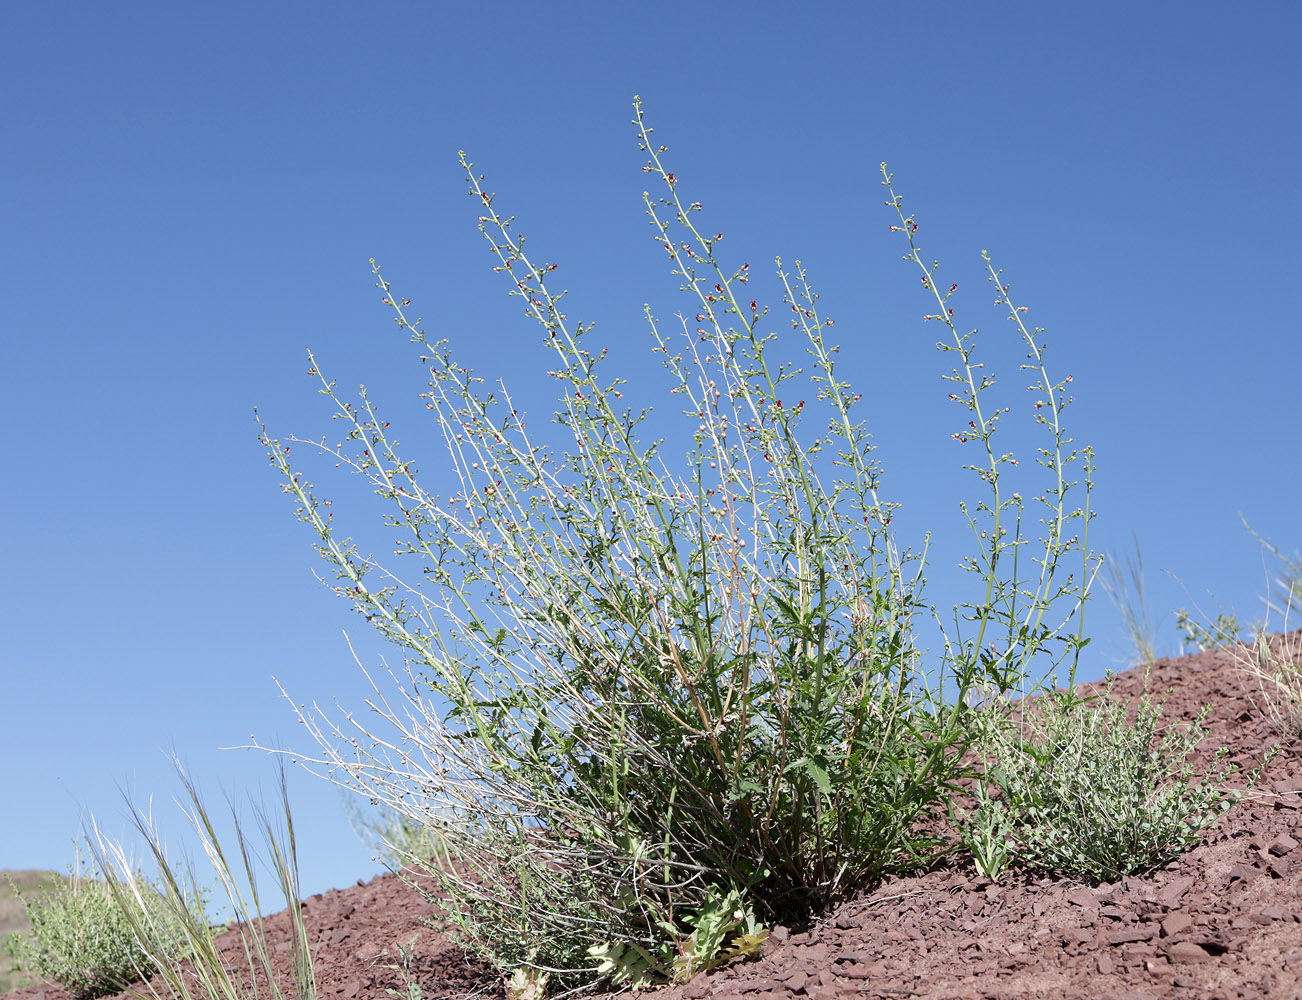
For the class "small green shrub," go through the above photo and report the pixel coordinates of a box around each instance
[1175,608,1244,653]
[962,679,1257,882]
[5,849,185,1000]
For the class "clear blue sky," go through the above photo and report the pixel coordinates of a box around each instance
[3,3,1299,900]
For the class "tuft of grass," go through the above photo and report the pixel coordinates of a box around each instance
[959,676,1259,882]
[90,758,316,1000]
[1101,533,1159,666]
[1238,630,1302,738]
[1242,517,1302,624]
[257,97,1102,987]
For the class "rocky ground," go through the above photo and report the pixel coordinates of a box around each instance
[5,636,1301,1000]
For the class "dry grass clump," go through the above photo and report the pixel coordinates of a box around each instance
[1238,630,1302,738]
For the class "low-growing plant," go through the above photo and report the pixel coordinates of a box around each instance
[961,677,1258,882]
[1175,607,1244,654]
[90,758,316,1000]
[587,883,767,987]
[379,935,423,1000]
[256,97,1098,986]
[4,848,186,1000]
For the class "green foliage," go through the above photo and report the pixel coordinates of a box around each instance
[1,869,66,993]
[963,679,1258,882]
[5,849,190,1000]
[1175,608,1244,653]
[260,98,1096,986]
[380,936,423,1000]
[588,887,768,987]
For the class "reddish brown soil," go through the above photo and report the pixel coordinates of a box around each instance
[6,637,1301,1000]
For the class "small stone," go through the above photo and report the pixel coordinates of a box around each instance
[1156,876,1195,906]
[780,970,807,993]
[1167,941,1214,964]
[836,963,872,981]
[1067,887,1099,908]
[1269,834,1299,856]
[1227,862,1261,883]
[1096,953,1115,974]
[682,977,711,999]
[1145,956,1172,976]
[1107,925,1158,945]
[1162,912,1194,938]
